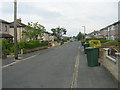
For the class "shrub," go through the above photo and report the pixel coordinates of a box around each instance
[1,39,8,54]
[7,43,14,55]
[0,38,14,55]
[1,39,49,55]
[18,40,49,50]
[100,40,111,43]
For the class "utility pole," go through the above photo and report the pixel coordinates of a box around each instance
[82,26,86,39]
[14,0,18,60]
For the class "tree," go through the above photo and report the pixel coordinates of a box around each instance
[22,22,46,41]
[76,32,84,40]
[51,26,67,41]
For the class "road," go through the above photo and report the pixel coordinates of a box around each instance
[3,42,80,88]
[2,42,118,88]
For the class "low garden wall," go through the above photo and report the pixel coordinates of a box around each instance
[23,46,48,54]
[100,48,119,81]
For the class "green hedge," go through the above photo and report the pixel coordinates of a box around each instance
[18,40,48,50]
[100,40,111,43]
[100,40,120,43]
[1,39,49,55]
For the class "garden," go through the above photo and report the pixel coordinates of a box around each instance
[0,38,49,58]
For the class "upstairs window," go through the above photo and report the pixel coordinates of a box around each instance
[5,25,7,32]
[0,23,2,31]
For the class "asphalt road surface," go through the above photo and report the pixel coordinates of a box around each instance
[3,42,80,88]
[2,42,118,88]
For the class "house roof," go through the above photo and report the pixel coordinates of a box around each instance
[89,30,100,35]
[0,19,11,24]
[0,33,13,38]
[100,20,120,31]
[10,21,26,28]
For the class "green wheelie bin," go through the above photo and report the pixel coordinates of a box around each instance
[85,47,100,67]
[81,41,85,46]
[83,43,89,54]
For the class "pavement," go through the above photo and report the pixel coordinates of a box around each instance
[2,46,58,66]
[2,42,118,88]
[77,46,118,88]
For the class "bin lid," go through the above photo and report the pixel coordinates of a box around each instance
[84,43,89,45]
[85,47,99,50]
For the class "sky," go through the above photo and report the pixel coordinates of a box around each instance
[0,0,119,36]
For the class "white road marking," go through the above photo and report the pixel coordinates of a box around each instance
[71,46,80,88]
[2,55,37,69]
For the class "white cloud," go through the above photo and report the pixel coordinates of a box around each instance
[1,0,119,3]
[0,1,119,36]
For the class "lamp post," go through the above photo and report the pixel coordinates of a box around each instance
[14,0,18,60]
[82,26,86,39]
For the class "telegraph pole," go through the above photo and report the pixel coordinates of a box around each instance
[14,0,18,60]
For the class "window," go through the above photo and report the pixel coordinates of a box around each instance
[106,48,118,62]
[0,23,2,31]
[108,48,117,59]
[5,25,7,32]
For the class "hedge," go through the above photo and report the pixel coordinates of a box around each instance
[100,40,111,43]
[1,39,49,55]
[100,40,120,43]
[18,40,49,50]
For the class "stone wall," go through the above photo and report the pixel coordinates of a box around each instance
[100,48,119,81]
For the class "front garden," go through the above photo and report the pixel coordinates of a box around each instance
[0,38,49,59]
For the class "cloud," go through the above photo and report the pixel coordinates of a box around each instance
[1,2,62,19]
[1,0,119,3]
[0,1,118,36]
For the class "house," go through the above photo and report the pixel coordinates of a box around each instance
[99,21,120,40]
[42,32,51,41]
[0,19,13,42]
[87,30,105,40]
[42,32,56,41]
[99,27,108,39]
[89,30,101,36]
[9,18,26,41]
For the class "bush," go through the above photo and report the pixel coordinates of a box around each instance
[7,43,14,55]
[54,38,61,43]
[1,39,8,54]
[1,39,49,55]
[18,40,49,50]
[62,37,69,42]
[100,40,111,43]
[0,38,14,56]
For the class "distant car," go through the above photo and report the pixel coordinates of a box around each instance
[69,39,75,42]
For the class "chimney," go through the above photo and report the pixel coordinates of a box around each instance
[17,18,21,23]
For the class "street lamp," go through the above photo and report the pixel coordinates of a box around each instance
[82,26,86,39]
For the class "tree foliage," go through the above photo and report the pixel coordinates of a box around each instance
[22,22,46,41]
[76,32,84,40]
[51,26,67,39]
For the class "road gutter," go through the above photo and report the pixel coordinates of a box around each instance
[70,46,80,88]
[2,55,37,69]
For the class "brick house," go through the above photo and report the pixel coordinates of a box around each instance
[41,32,56,41]
[9,18,26,41]
[99,21,120,40]
[0,19,13,42]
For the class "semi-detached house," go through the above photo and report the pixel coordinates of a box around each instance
[0,19,13,42]
[9,18,26,41]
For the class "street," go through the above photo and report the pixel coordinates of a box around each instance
[2,42,118,88]
[3,42,80,88]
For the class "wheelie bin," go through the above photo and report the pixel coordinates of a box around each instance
[85,47,100,67]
